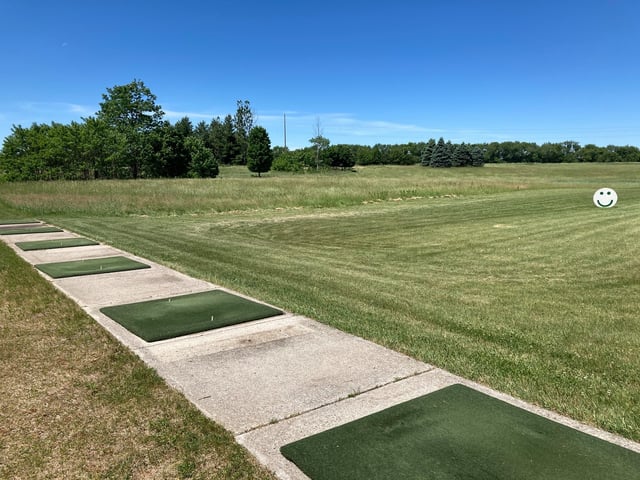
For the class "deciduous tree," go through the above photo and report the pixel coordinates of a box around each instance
[186,136,219,178]
[233,100,255,165]
[326,144,355,170]
[96,79,164,178]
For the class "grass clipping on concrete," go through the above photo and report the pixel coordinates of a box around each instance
[281,384,640,480]
[36,255,150,278]
[101,290,283,342]
[0,241,276,480]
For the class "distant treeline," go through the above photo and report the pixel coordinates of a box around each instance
[0,80,271,181]
[272,138,640,172]
[1,80,638,182]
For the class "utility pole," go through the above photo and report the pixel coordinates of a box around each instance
[283,113,287,150]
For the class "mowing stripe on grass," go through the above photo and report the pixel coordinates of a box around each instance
[16,237,99,251]
[100,290,283,342]
[281,384,640,480]
[0,226,62,235]
[35,256,150,278]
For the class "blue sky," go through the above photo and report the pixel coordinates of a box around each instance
[1,0,639,149]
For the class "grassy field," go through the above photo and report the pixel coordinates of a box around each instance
[1,163,639,452]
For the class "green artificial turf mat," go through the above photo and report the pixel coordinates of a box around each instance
[0,226,63,235]
[35,256,150,278]
[100,290,283,342]
[281,384,640,480]
[16,237,99,251]
[0,219,40,225]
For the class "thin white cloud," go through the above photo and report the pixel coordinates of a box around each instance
[255,112,447,148]
[164,109,224,120]
[19,102,94,116]
[327,116,444,136]
[259,112,443,137]
[68,103,93,115]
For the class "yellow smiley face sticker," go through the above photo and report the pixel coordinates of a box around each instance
[593,188,618,208]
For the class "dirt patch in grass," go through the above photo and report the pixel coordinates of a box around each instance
[0,241,275,480]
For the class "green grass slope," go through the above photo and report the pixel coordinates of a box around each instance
[2,163,639,443]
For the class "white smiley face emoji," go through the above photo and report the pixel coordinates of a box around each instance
[593,188,618,208]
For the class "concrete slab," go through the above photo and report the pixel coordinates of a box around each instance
[238,369,453,480]
[238,369,640,480]
[53,266,214,307]
[1,231,78,243]
[0,221,42,227]
[18,245,120,264]
[140,314,312,363]
[145,315,432,435]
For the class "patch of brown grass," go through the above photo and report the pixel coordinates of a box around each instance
[0,242,275,480]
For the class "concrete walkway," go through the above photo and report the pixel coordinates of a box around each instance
[2,222,639,479]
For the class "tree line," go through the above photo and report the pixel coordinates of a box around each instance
[272,137,639,172]
[2,79,639,182]
[0,80,273,181]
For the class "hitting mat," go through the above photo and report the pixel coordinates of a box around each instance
[36,255,150,278]
[100,290,283,342]
[0,219,40,225]
[0,226,63,235]
[16,237,99,251]
[280,384,640,480]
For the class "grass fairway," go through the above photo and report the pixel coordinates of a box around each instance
[0,242,276,478]
[1,163,639,445]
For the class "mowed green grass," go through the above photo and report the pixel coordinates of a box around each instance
[2,163,639,444]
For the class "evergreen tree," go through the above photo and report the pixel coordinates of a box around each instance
[209,115,240,165]
[471,146,485,167]
[452,142,473,167]
[246,126,273,177]
[421,138,436,166]
[430,137,452,167]
[164,117,193,177]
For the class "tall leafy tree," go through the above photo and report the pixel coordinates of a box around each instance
[326,144,355,170]
[233,100,255,165]
[96,79,164,178]
[309,134,330,169]
[186,136,219,178]
[309,117,330,170]
[246,126,273,177]
[97,79,164,131]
